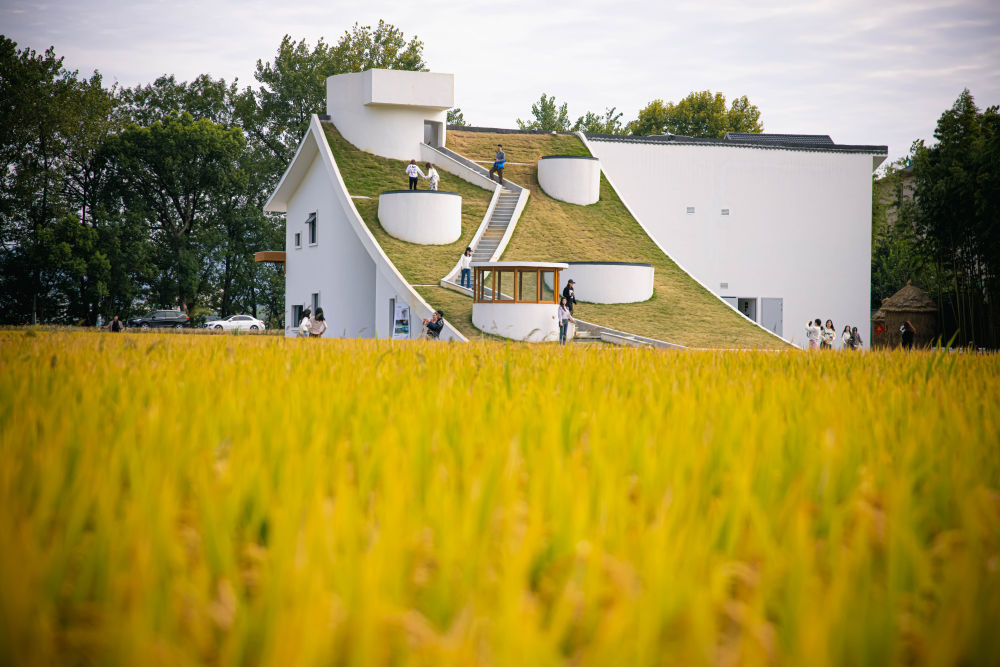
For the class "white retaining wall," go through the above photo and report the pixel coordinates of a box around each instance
[378,190,462,245]
[472,302,560,342]
[537,156,601,205]
[545,262,654,303]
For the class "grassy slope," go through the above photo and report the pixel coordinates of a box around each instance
[445,131,786,349]
[321,124,491,338]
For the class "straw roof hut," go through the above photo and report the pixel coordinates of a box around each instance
[871,281,938,348]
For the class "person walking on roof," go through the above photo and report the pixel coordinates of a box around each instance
[423,162,440,191]
[489,144,506,185]
[406,160,424,190]
[562,279,577,314]
[459,247,473,289]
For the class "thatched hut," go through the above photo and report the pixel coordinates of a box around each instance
[871,281,938,348]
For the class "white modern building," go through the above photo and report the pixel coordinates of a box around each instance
[262,69,466,341]
[262,66,885,347]
[583,133,887,344]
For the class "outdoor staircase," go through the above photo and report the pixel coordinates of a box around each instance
[472,189,519,262]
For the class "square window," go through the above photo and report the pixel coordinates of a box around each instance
[495,270,514,301]
[686,206,695,214]
[540,271,556,302]
[517,269,539,302]
[721,208,730,216]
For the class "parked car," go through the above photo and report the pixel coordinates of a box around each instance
[128,310,192,329]
[204,314,267,331]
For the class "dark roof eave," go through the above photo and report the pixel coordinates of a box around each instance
[584,132,888,155]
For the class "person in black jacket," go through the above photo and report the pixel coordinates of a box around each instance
[562,279,577,314]
[900,320,916,350]
[423,310,445,339]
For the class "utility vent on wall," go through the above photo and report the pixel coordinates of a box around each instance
[686,206,695,214]
[721,208,730,215]
[720,282,729,289]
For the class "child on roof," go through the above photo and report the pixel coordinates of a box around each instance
[406,160,424,190]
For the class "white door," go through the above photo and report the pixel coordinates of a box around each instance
[760,298,783,336]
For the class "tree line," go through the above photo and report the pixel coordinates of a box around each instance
[873,89,999,347]
[0,22,425,327]
[513,90,764,137]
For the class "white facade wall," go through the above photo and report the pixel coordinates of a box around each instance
[378,191,462,245]
[285,153,377,338]
[588,141,876,346]
[472,303,560,342]
[537,156,601,205]
[270,117,467,342]
[326,70,452,161]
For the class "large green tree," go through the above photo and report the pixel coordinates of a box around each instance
[911,89,1000,346]
[517,93,571,132]
[573,107,625,135]
[102,113,246,314]
[628,91,763,137]
[0,36,129,324]
[240,22,426,169]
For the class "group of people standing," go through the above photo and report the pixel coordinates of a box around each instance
[298,308,327,338]
[805,319,863,350]
[405,160,440,190]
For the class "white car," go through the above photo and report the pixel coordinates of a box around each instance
[204,314,267,331]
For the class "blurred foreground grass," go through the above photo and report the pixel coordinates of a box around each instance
[0,331,998,666]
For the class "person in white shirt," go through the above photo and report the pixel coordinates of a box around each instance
[805,318,822,350]
[558,296,575,345]
[821,319,835,349]
[298,308,312,338]
[423,162,440,190]
[405,160,424,190]
[459,247,473,289]
[842,325,853,350]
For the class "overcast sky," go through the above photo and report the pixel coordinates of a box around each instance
[5,0,999,162]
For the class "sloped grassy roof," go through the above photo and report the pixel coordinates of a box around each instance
[321,123,489,339]
[322,122,785,348]
[446,130,786,349]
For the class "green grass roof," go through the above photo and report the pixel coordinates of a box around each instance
[322,122,785,348]
[446,131,786,349]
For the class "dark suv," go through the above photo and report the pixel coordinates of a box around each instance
[128,310,192,329]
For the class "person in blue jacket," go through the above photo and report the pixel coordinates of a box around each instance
[489,144,505,185]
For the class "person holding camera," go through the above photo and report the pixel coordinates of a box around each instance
[423,310,445,340]
[805,318,822,350]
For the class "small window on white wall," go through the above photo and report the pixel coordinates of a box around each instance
[311,292,320,313]
[686,206,695,214]
[721,208,730,216]
[306,212,317,245]
[294,232,301,248]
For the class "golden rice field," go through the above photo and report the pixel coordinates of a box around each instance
[1,330,998,666]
